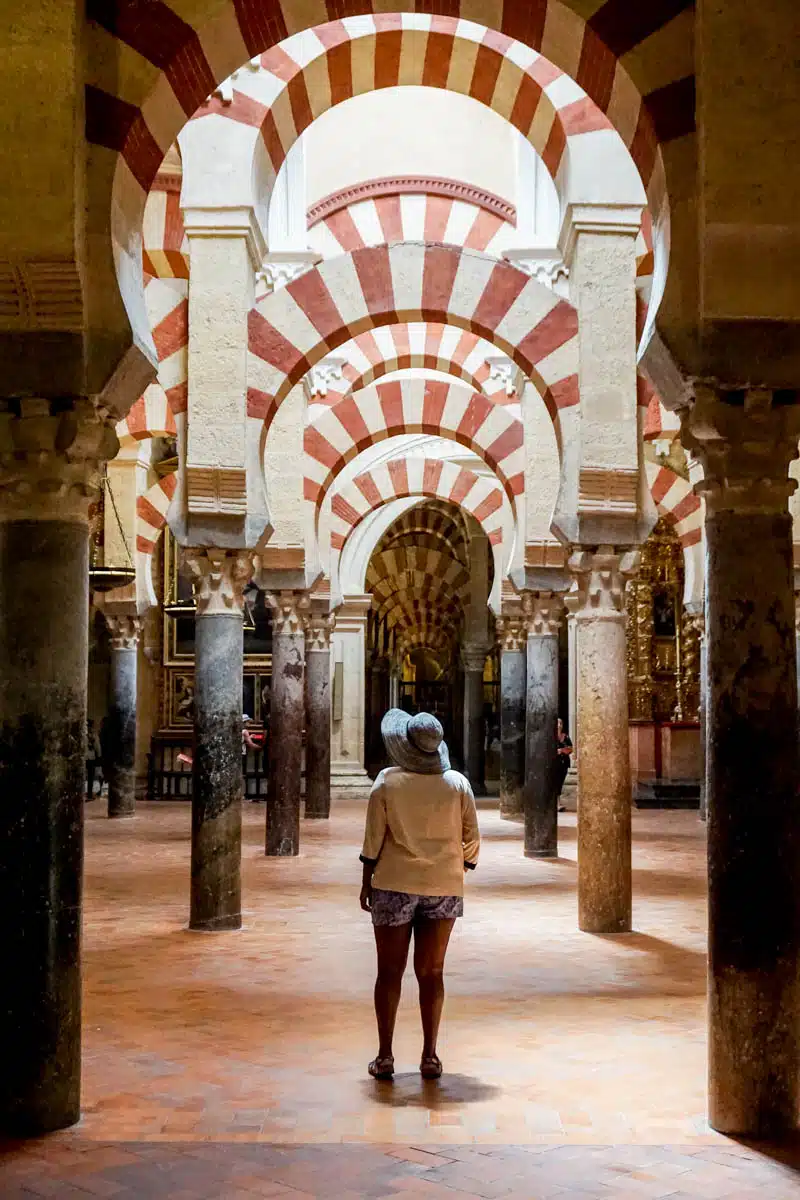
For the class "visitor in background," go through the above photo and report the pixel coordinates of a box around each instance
[360,709,480,1082]
[86,720,101,800]
[556,717,573,812]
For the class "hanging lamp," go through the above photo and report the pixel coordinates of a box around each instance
[88,465,136,593]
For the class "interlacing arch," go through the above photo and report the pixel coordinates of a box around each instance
[330,457,506,552]
[307,323,515,411]
[307,182,654,295]
[303,378,527,520]
[116,382,178,445]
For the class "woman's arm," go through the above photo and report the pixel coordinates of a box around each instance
[461,780,480,869]
[359,775,387,909]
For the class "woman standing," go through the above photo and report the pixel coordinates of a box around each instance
[360,709,480,1081]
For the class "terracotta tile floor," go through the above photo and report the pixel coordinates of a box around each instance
[3,798,800,1196]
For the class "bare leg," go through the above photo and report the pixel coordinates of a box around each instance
[413,917,456,1060]
[373,923,413,1059]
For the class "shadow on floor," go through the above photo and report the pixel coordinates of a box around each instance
[365,1072,500,1108]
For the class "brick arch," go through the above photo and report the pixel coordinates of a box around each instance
[251,242,577,449]
[367,547,471,601]
[135,473,178,608]
[646,460,702,551]
[116,382,178,445]
[303,379,526,524]
[331,458,506,556]
[92,1,687,415]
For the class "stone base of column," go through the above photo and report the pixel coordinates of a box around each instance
[560,765,578,812]
[330,763,372,797]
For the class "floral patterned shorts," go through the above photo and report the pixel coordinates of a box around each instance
[371,887,463,927]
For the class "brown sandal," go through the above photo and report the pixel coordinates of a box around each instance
[368,1055,394,1080]
[420,1054,442,1079]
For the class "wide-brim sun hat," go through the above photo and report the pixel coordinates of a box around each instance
[381,708,450,774]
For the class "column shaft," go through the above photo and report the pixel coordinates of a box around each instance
[706,509,800,1134]
[524,631,560,858]
[498,619,526,819]
[267,593,306,855]
[462,666,485,794]
[104,616,140,818]
[570,550,634,933]
[0,519,87,1133]
[304,635,331,820]
[191,614,243,930]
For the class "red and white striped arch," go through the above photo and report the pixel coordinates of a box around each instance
[646,461,702,551]
[116,382,178,445]
[306,323,520,421]
[249,242,579,442]
[307,184,654,291]
[368,546,471,598]
[144,277,189,417]
[304,379,526,521]
[309,188,516,261]
[143,176,189,280]
[330,458,506,553]
[134,474,178,608]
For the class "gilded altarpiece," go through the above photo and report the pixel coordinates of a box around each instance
[625,519,700,724]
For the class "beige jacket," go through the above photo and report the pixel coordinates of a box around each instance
[361,766,480,897]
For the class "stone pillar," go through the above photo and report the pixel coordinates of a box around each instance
[497,614,526,819]
[266,591,308,854]
[0,398,117,1135]
[184,548,253,931]
[389,664,400,709]
[521,593,563,858]
[104,613,141,819]
[682,385,800,1138]
[369,655,390,769]
[330,595,371,792]
[304,611,332,819]
[461,644,487,794]
[569,547,637,933]
[686,607,708,822]
[565,591,579,753]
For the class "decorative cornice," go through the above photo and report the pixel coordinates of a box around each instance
[567,546,639,621]
[0,259,84,331]
[267,590,309,637]
[151,172,182,194]
[106,613,142,651]
[0,398,118,521]
[308,176,516,227]
[680,384,800,516]
[521,591,564,637]
[182,548,254,617]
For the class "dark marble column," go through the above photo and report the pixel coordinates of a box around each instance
[521,593,563,858]
[184,548,253,932]
[569,548,637,933]
[304,611,332,819]
[104,613,141,819]
[369,656,390,770]
[497,613,526,820]
[0,396,117,1136]
[461,645,487,794]
[683,386,800,1138]
[266,591,308,855]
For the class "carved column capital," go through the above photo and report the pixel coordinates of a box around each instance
[496,613,526,652]
[461,644,488,673]
[680,384,800,516]
[266,590,309,636]
[0,398,118,521]
[521,591,564,637]
[105,613,142,651]
[567,547,639,621]
[684,605,706,639]
[182,548,254,616]
[305,611,334,652]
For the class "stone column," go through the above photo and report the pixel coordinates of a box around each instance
[569,547,637,933]
[497,613,526,819]
[369,655,390,768]
[0,398,117,1135]
[266,591,308,854]
[304,611,332,819]
[104,613,141,819]
[330,595,371,793]
[521,593,563,858]
[682,385,800,1138]
[183,548,253,931]
[461,644,487,794]
[686,607,708,821]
